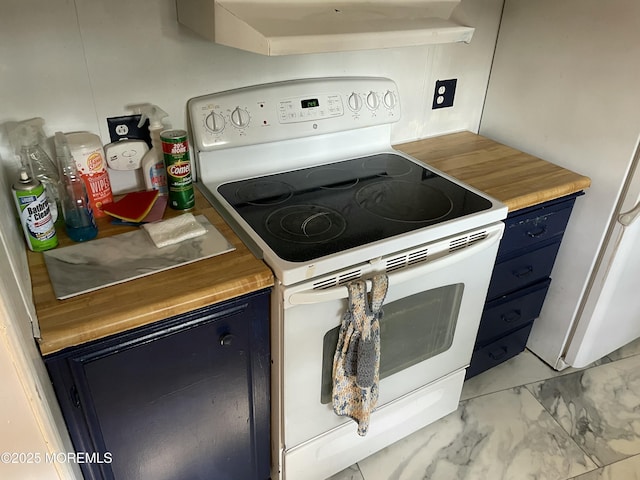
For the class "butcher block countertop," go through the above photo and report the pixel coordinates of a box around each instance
[396,131,591,211]
[29,131,589,355]
[30,189,274,356]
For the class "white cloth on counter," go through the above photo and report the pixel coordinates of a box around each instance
[142,213,207,248]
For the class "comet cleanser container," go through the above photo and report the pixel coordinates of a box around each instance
[66,132,113,217]
[161,129,195,210]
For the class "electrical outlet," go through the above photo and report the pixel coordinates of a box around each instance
[106,115,152,147]
[432,79,457,109]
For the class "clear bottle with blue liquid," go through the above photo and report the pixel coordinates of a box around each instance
[54,132,98,242]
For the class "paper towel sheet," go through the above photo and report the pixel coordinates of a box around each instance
[143,213,207,248]
[44,215,235,299]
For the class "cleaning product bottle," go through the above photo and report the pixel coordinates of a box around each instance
[54,132,98,242]
[9,118,62,225]
[11,166,58,252]
[136,105,169,195]
[65,132,113,218]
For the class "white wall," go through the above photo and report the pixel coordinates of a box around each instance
[0,0,504,475]
[480,0,640,367]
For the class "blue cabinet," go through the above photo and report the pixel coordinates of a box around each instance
[45,289,271,480]
[467,194,582,378]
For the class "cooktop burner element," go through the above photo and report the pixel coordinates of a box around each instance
[356,181,453,222]
[266,205,347,244]
[217,153,493,262]
[235,180,294,206]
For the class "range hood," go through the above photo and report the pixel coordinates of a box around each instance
[176,0,475,56]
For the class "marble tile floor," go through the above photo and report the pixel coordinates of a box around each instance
[328,338,640,480]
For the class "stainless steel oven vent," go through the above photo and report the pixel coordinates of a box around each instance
[449,230,488,252]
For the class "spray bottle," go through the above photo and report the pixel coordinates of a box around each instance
[55,132,98,242]
[9,118,61,225]
[136,105,169,195]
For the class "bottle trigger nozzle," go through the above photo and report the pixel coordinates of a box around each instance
[130,104,169,130]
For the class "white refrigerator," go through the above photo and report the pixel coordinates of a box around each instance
[479,0,640,369]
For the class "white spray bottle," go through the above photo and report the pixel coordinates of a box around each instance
[136,105,169,195]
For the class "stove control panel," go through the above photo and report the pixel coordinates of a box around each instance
[188,77,400,152]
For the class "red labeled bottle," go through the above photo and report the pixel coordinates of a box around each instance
[66,132,113,217]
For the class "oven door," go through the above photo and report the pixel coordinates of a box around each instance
[274,222,504,454]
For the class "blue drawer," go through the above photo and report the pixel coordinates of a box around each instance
[465,323,534,380]
[498,195,577,258]
[486,240,561,300]
[476,278,551,347]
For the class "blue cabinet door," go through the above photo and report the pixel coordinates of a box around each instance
[46,289,270,480]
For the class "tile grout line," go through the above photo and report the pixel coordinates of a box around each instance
[520,381,602,478]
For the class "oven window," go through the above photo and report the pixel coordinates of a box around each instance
[320,284,464,404]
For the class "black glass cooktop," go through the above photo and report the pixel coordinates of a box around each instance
[217,153,492,262]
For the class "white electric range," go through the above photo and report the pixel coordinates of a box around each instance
[188,77,506,480]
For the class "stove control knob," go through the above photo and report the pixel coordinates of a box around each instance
[230,107,250,128]
[366,91,380,110]
[383,90,397,109]
[347,92,362,112]
[205,111,225,134]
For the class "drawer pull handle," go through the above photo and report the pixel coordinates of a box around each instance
[526,226,547,238]
[501,310,522,323]
[220,334,235,346]
[513,266,534,278]
[488,347,508,361]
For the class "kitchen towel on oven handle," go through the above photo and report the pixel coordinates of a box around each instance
[332,273,388,436]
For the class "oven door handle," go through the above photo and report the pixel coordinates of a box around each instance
[288,227,502,305]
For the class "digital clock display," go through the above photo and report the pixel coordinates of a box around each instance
[301,98,320,109]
